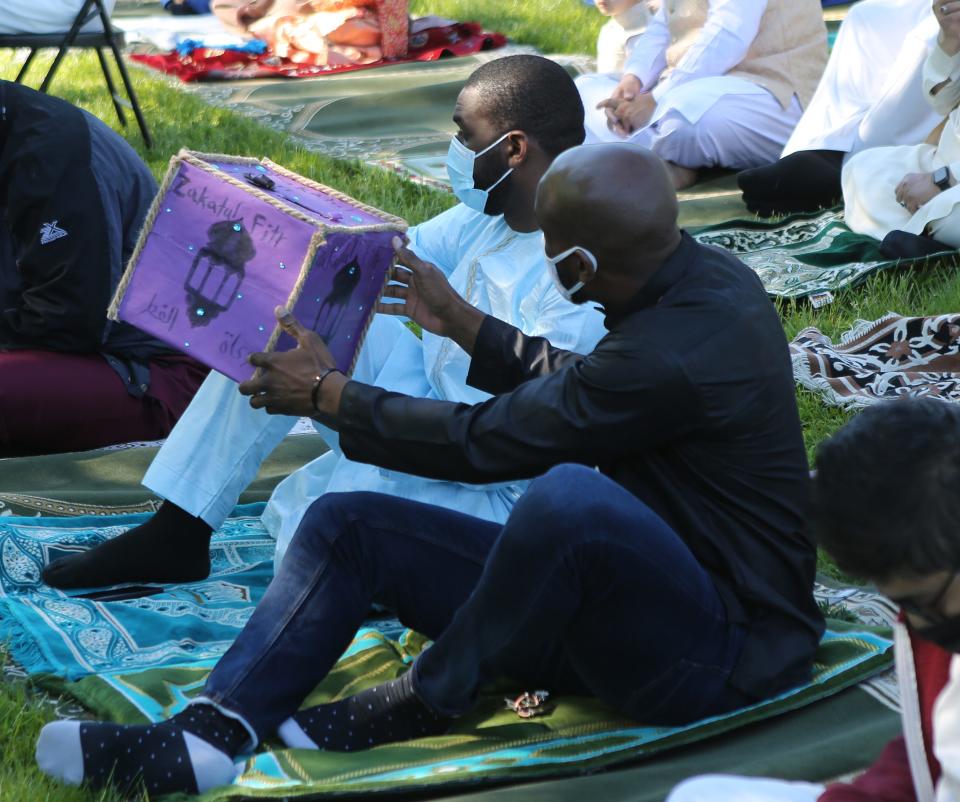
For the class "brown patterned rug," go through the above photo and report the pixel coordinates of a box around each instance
[791,313,960,408]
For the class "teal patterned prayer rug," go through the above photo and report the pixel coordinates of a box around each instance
[0,508,895,799]
[692,209,957,301]
[0,505,275,679]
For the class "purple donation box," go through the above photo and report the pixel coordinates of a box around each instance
[108,150,407,383]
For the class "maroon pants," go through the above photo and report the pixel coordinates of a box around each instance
[0,350,208,456]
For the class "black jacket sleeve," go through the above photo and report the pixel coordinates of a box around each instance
[0,159,112,351]
[466,314,590,395]
[338,330,701,485]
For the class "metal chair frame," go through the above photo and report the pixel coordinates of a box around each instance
[0,0,153,147]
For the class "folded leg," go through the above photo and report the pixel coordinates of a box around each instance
[633,80,803,172]
[414,465,751,725]
[0,350,182,456]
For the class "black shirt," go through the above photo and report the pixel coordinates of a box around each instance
[0,80,175,395]
[338,231,824,699]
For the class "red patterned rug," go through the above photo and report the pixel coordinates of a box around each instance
[131,21,507,81]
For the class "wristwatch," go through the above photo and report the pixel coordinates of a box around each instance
[934,166,953,192]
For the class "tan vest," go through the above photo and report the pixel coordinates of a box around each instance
[663,0,827,110]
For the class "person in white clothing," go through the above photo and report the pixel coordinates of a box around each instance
[739,0,939,218]
[665,398,960,802]
[40,54,607,590]
[593,0,827,189]
[842,1,960,252]
[0,0,116,34]
[575,0,659,144]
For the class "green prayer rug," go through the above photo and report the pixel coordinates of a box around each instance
[47,620,890,800]
[0,431,327,517]
[692,208,957,301]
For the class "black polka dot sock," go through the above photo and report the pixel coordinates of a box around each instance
[35,704,248,796]
[278,669,451,752]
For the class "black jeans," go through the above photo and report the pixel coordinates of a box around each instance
[203,464,750,743]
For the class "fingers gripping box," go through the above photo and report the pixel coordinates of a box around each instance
[108,150,407,382]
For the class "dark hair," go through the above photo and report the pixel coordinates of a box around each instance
[811,398,960,581]
[463,54,585,157]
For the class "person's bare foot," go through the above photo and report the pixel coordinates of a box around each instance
[666,163,698,191]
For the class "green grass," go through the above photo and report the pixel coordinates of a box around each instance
[0,656,141,801]
[409,0,605,55]
[1,54,454,227]
[0,1,942,793]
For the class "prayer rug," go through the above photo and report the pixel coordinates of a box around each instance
[791,312,960,408]
[0,509,894,798]
[692,209,957,300]
[50,621,890,800]
[0,429,326,517]
[129,21,507,81]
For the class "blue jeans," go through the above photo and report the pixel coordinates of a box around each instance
[203,465,750,742]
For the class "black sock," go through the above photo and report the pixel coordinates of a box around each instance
[738,150,845,216]
[278,670,451,752]
[879,230,954,259]
[42,502,213,589]
[35,704,247,796]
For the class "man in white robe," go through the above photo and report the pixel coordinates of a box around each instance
[739,0,940,217]
[592,0,827,189]
[843,2,960,251]
[40,54,607,589]
[0,0,116,34]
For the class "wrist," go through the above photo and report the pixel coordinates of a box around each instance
[311,367,342,412]
[447,301,486,356]
[933,166,953,192]
[315,371,348,420]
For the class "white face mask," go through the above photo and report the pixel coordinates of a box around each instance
[544,245,598,302]
[446,132,514,214]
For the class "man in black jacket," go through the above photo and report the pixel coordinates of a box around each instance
[0,80,206,455]
[36,144,822,797]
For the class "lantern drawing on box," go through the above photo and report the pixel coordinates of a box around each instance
[184,219,257,327]
[313,259,362,342]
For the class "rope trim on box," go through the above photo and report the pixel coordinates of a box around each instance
[108,150,408,331]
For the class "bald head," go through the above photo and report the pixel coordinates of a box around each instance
[535,144,680,270]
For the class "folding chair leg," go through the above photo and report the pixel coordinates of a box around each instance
[95,48,127,128]
[108,44,153,148]
[14,49,38,84]
[39,0,92,92]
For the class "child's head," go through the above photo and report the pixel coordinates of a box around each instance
[594,0,640,17]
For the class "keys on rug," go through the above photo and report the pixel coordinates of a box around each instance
[35,704,246,796]
[278,670,451,752]
[503,689,553,719]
